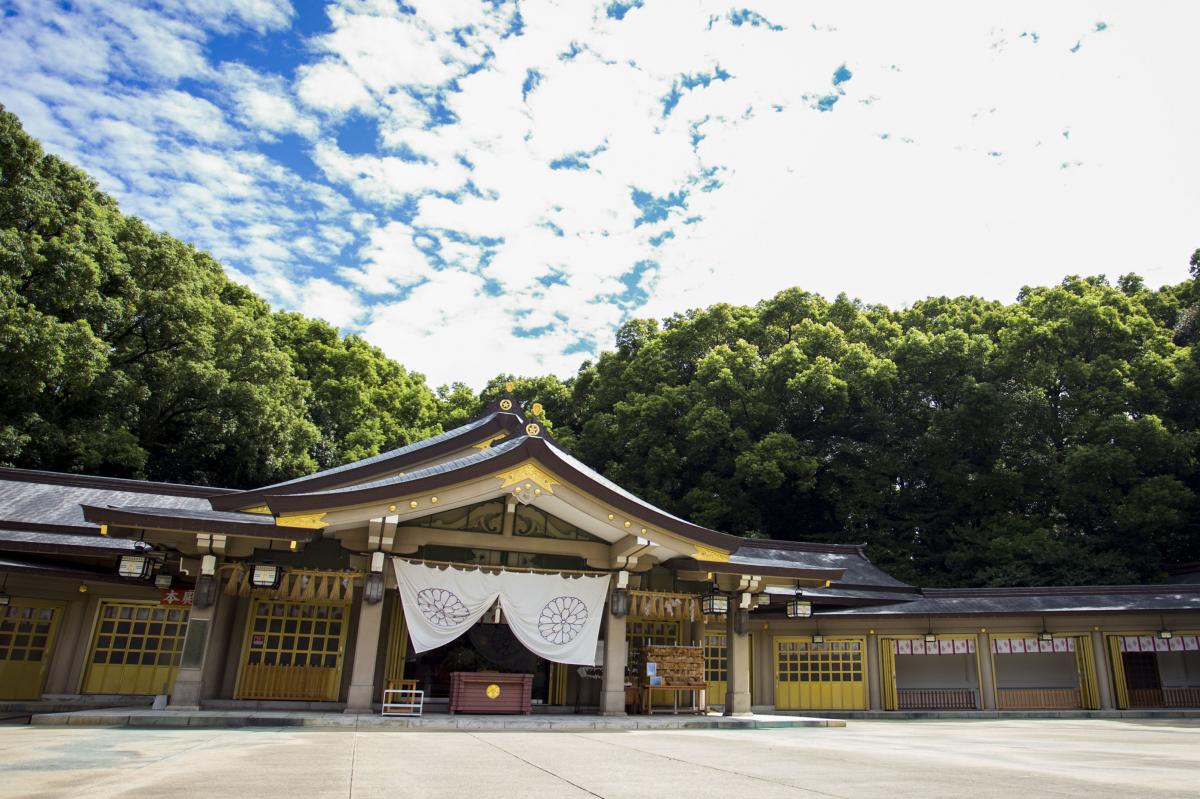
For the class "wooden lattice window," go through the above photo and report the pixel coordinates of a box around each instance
[90,603,187,667]
[704,633,727,683]
[0,604,54,663]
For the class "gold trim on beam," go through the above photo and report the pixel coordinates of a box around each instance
[692,544,731,563]
[494,463,560,494]
[472,432,509,451]
[241,505,272,515]
[275,512,328,529]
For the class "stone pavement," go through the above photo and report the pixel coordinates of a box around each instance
[0,719,1197,798]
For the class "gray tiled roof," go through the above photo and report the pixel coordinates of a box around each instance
[0,475,213,530]
[732,544,912,589]
[290,435,527,496]
[251,412,500,492]
[817,585,1200,616]
[0,528,149,553]
[100,506,278,525]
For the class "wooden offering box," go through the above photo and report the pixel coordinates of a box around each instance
[449,672,533,714]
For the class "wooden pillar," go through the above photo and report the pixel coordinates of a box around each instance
[866,633,883,711]
[977,632,997,710]
[44,598,87,695]
[601,595,627,715]
[1091,629,1115,709]
[345,591,385,712]
[689,617,705,647]
[723,604,752,716]
[169,590,221,708]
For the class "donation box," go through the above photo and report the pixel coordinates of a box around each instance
[449,671,533,715]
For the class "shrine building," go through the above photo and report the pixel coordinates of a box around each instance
[1,394,1198,715]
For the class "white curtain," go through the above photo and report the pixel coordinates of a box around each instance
[392,559,611,665]
[393,560,501,654]
[497,569,610,665]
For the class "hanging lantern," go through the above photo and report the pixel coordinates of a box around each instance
[786,582,812,618]
[700,589,728,616]
[754,593,771,608]
[117,555,152,580]
[250,564,282,590]
[924,632,937,644]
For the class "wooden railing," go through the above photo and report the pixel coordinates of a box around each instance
[897,688,978,710]
[236,665,340,701]
[996,688,1081,709]
[1129,687,1200,708]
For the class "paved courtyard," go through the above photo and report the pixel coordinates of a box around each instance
[0,719,1197,798]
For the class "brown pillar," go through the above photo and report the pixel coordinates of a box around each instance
[345,592,385,712]
[601,592,627,715]
[723,602,752,716]
[977,632,997,710]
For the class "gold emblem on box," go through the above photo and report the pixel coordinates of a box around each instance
[486,684,501,699]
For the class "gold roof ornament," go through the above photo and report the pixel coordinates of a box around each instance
[495,463,559,494]
[692,544,732,563]
[504,381,515,392]
[499,398,513,411]
[531,402,543,417]
[525,422,541,436]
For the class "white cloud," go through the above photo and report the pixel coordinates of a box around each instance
[5,0,1199,391]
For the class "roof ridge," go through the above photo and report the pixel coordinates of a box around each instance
[0,466,234,497]
[735,538,868,555]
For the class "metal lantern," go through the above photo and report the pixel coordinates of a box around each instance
[154,574,173,589]
[250,564,282,590]
[1039,630,1054,642]
[192,574,218,609]
[1158,629,1174,640]
[117,555,151,580]
[924,632,937,644]
[700,590,729,616]
[363,572,385,605]
[610,587,631,617]
[0,593,9,607]
[754,593,771,608]
[786,583,812,618]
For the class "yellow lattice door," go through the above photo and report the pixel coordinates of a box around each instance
[235,599,349,701]
[704,632,727,706]
[0,599,64,700]
[83,601,188,695]
[775,636,868,710]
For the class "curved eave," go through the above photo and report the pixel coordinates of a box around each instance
[663,556,845,582]
[265,436,745,552]
[80,505,315,543]
[209,409,525,511]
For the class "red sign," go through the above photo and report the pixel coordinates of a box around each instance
[159,588,194,606]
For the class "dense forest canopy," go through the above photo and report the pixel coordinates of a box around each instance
[2,106,1197,588]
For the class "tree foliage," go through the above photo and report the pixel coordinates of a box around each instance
[2,106,1197,586]
[0,106,442,486]
[562,278,1200,586]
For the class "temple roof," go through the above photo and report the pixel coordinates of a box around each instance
[0,528,151,556]
[814,584,1200,616]
[80,505,314,541]
[209,408,522,511]
[264,433,748,552]
[0,467,223,533]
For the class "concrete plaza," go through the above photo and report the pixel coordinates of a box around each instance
[0,719,1196,798]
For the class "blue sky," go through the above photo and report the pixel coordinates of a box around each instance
[1,1,1197,387]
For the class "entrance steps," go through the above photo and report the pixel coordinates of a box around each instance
[27,708,844,731]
